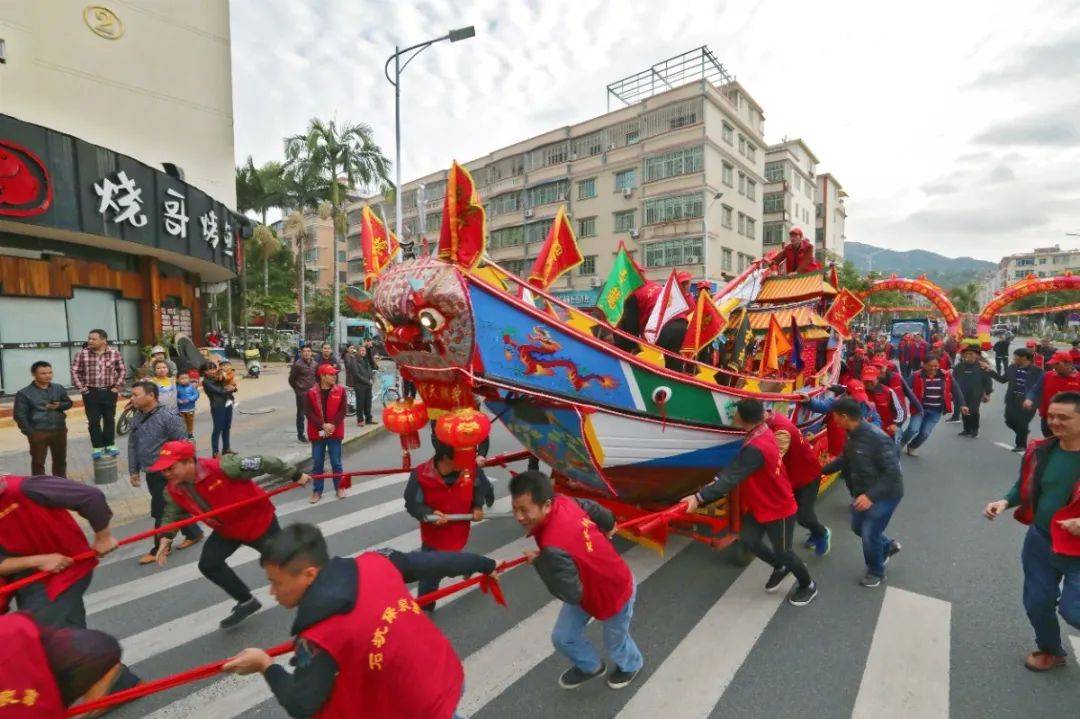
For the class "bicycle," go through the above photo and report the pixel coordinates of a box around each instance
[376,370,401,406]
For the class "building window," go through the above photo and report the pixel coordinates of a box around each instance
[738,135,746,156]
[1038,257,1048,264]
[722,247,733,271]
[765,162,785,182]
[745,217,756,239]
[614,210,636,233]
[490,225,525,249]
[722,122,734,145]
[721,205,733,229]
[738,253,748,272]
[614,168,637,190]
[490,192,521,216]
[722,162,734,187]
[643,146,704,183]
[525,179,569,207]
[577,216,597,237]
[738,173,746,196]
[644,192,704,224]
[526,219,555,244]
[745,179,756,201]
[764,222,784,245]
[425,211,441,232]
[815,227,825,245]
[746,143,756,162]
[578,177,597,200]
[644,236,704,268]
[763,193,784,214]
[579,255,597,275]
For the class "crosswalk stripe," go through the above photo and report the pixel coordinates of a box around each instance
[87,480,411,616]
[457,537,692,716]
[1071,634,1080,660]
[120,497,515,665]
[614,561,788,719]
[852,587,951,719]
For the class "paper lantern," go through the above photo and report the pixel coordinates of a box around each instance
[382,399,428,456]
[435,408,492,473]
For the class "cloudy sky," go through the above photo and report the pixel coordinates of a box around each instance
[230,0,1080,261]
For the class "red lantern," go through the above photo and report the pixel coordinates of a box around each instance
[382,399,429,467]
[435,408,492,474]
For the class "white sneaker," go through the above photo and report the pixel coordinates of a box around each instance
[905,445,918,456]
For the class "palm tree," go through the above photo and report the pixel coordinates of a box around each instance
[284,211,310,338]
[235,158,286,295]
[949,282,980,314]
[284,119,391,344]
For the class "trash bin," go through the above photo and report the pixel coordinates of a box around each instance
[92,453,118,485]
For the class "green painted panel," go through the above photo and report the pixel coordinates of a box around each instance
[629,364,723,425]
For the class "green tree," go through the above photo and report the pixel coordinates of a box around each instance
[235,158,286,295]
[948,282,980,313]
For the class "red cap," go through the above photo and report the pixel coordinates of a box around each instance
[789,227,803,238]
[146,440,195,472]
[861,366,880,381]
[1026,339,1038,348]
[854,347,867,355]
[846,379,869,403]
[675,270,693,284]
[1050,350,1073,366]
[871,357,887,368]
[317,363,339,376]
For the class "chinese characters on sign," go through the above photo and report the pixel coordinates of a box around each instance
[200,210,219,248]
[94,170,147,227]
[162,188,188,238]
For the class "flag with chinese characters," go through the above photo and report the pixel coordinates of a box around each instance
[725,309,752,372]
[680,288,725,356]
[596,245,645,324]
[643,269,692,344]
[762,313,793,372]
[527,205,583,289]
[824,288,865,339]
[437,161,486,269]
[360,206,399,290]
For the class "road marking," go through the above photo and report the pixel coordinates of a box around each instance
[120,496,515,665]
[852,587,951,719]
[615,561,789,719]
[1071,634,1080,659]
[88,476,410,616]
[457,537,692,716]
[993,441,1015,451]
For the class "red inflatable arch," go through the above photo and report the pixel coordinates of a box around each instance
[976,273,1080,348]
[858,275,962,338]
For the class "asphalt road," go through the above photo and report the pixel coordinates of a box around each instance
[79,379,1078,718]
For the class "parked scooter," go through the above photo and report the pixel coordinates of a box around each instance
[244,346,261,378]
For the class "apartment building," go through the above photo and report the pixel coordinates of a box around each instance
[762,139,818,256]
[999,245,1080,284]
[274,214,339,292]
[816,173,847,260]
[347,49,767,304]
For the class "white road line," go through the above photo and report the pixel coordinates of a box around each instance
[120,497,515,665]
[457,537,692,717]
[1071,634,1080,660]
[993,441,1015,451]
[87,477,410,616]
[614,561,789,719]
[852,587,951,719]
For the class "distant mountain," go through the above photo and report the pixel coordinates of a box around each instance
[844,242,995,289]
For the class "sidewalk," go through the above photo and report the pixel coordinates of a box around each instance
[0,364,386,525]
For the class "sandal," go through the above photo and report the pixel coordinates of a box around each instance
[336,489,347,500]
[309,494,322,504]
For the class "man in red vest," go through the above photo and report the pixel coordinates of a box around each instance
[404,442,492,609]
[222,523,493,718]
[150,440,311,628]
[862,366,909,441]
[510,471,643,690]
[767,409,830,557]
[305,364,348,502]
[768,227,819,274]
[985,391,1080,672]
[0,611,126,717]
[683,398,818,606]
[1025,350,1080,438]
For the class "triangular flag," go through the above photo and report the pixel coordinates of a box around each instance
[437,161,486,268]
[596,245,645,324]
[790,315,805,371]
[762,313,793,372]
[360,206,400,290]
[725,310,752,372]
[643,269,691,344]
[527,205,583,290]
[680,288,725,356]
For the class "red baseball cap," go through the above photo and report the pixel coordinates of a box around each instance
[1026,339,1038,348]
[846,379,869,403]
[789,227,803,237]
[317,363,339,376]
[861,366,880,381]
[1050,350,1073,366]
[146,440,195,472]
[675,270,693,284]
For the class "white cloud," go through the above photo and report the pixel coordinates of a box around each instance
[230,0,1080,260]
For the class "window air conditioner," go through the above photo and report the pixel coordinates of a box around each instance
[686,256,699,264]
[524,208,535,218]
[622,187,633,198]
[607,144,616,151]
[629,229,640,239]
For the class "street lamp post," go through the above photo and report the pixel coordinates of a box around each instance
[866,246,889,276]
[385,26,475,245]
[701,191,723,286]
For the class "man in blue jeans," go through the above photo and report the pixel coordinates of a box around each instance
[822,397,904,587]
[510,471,643,690]
[985,391,1080,672]
[901,354,958,456]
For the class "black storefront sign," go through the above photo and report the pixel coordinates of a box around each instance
[0,113,238,275]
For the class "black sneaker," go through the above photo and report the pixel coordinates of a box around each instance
[559,662,606,689]
[958,430,971,436]
[788,581,818,606]
[860,573,883,588]
[1012,445,1026,453]
[765,567,791,593]
[297,435,308,443]
[944,417,960,423]
[220,597,261,628]
[607,667,640,689]
[884,540,902,564]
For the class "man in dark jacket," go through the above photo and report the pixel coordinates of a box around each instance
[288,345,318,443]
[993,333,1013,374]
[14,361,73,477]
[344,346,374,425]
[822,397,904,587]
[988,348,1042,451]
[222,523,493,717]
[953,344,993,438]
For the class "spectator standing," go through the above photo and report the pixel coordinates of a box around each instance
[988,348,1042,451]
[14,361,72,477]
[363,338,379,369]
[318,342,341,372]
[126,381,203,564]
[305,364,347,502]
[953,345,993,438]
[176,372,200,440]
[202,361,236,457]
[141,345,177,378]
[288,345,318,443]
[70,329,126,459]
[1025,351,1080,438]
[151,359,178,411]
[344,345,374,425]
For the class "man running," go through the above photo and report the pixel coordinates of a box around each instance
[989,348,1042,451]
[766,409,830,556]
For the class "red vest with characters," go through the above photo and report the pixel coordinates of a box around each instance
[415,459,474,551]
[166,459,275,543]
[1038,371,1080,418]
[766,414,822,490]
[306,385,346,441]
[0,476,96,605]
[912,371,954,415]
[0,613,65,717]
[300,553,464,719]
[739,424,798,523]
[867,385,901,434]
[533,496,633,620]
[1015,439,1080,556]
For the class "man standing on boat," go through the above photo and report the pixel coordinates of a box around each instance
[768,228,819,274]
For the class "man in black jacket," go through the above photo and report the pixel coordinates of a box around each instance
[14,361,73,477]
[343,346,374,425]
[822,397,904,587]
[993,333,1013,375]
[987,348,1043,451]
[954,345,994,438]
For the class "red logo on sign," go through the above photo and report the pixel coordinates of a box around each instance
[0,140,52,217]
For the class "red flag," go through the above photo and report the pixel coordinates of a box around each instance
[438,161,486,269]
[360,206,399,290]
[527,206,583,289]
[761,313,793,371]
[828,263,840,290]
[680,288,724,356]
[824,288,865,339]
[643,269,691,344]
